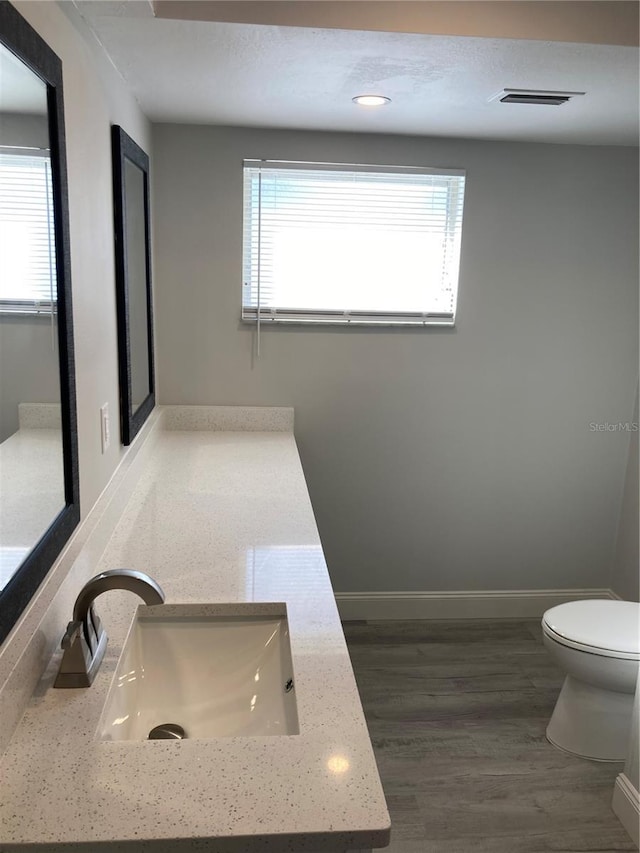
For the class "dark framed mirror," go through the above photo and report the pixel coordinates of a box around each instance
[0,1,79,645]
[111,125,155,446]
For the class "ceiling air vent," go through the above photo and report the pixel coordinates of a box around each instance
[491,89,585,106]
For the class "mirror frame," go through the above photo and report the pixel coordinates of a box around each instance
[111,125,155,446]
[0,1,80,645]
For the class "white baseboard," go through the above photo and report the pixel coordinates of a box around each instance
[335,588,616,620]
[612,773,640,847]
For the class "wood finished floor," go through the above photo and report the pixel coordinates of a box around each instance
[342,619,636,853]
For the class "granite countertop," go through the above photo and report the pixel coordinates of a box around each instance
[0,408,390,852]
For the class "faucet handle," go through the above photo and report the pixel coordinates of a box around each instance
[55,618,107,688]
[61,620,82,650]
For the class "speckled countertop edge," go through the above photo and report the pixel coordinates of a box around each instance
[0,407,390,851]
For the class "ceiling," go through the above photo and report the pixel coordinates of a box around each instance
[153,1,640,46]
[0,42,48,114]
[71,0,639,146]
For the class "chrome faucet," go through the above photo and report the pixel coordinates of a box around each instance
[54,569,165,688]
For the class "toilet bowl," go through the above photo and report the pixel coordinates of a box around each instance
[542,599,640,761]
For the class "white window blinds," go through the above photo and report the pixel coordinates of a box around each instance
[0,151,56,314]
[242,160,466,326]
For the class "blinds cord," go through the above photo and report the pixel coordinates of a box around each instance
[256,164,263,359]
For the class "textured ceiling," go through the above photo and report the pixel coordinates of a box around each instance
[73,1,639,145]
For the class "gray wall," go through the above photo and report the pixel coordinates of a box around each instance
[152,125,638,594]
[0,317,59,441]
[0,112,49,148]
[610,388,639,601]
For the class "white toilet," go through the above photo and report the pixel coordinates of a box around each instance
[542,599,640,761]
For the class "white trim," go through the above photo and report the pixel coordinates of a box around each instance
[335,589,616,621]
[243,158,465,177]
[241,307,455,327]
[612,773,640,847]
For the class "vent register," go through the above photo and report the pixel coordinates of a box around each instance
[491,88,586,105]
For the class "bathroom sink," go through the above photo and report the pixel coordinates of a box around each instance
[98,603,299,741]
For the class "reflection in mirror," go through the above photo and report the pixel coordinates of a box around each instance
[0,1,79,645]
[124,158,150,415]
[112,125,155,445]
[0,43,65,589]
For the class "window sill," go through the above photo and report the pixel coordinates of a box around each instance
[240,312,455,328]
[0,300,56,318]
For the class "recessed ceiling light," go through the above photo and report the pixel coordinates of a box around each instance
[352,95,391,107]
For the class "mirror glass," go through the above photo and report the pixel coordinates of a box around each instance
[0,0,79,646]
[0,42,65,591]
[124,158,150,414]
[112,125,155,445]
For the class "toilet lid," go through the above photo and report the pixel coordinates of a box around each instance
[542,600,640,659]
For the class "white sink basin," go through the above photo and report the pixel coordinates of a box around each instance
[98,603,299,741]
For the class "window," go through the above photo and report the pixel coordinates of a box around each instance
[0,151,56,315]
[242,160,466,326]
